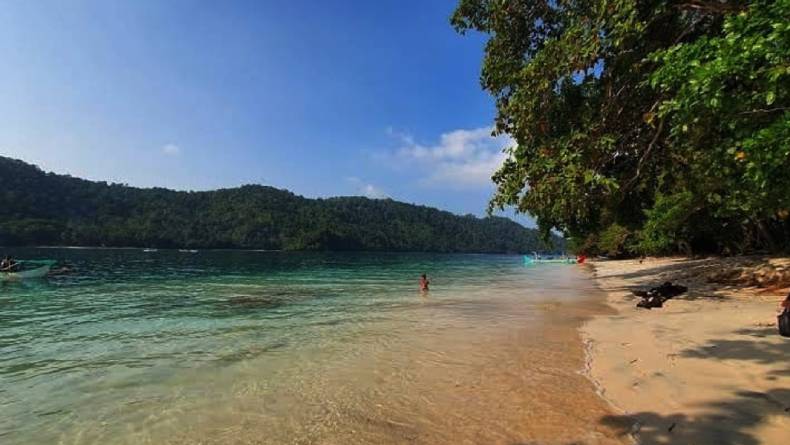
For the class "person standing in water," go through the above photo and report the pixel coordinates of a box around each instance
[419,273,430,292]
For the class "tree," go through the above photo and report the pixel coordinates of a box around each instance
[452,0,789,254]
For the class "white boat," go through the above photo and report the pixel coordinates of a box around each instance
[143,248,158,253]
[523,253,578,265]
[524,256,577,265]
[1,263,53,281]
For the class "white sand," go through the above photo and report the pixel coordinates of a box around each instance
[584,257,790,445]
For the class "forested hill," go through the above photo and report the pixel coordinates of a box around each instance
[0,157,559,252]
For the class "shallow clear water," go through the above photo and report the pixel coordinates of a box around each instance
[0,248,624,444]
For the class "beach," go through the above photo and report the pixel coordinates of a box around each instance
[584,257,790,444]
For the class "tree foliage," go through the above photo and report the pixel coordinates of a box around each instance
[0,156,559,252]
[453,0,790,255]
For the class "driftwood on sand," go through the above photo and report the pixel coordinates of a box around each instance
[633,281,688,309]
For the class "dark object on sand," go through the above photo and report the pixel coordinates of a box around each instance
[636,295,664,309]
[779,293,790,337]
[778,310,790,337]
[634,282,688,309]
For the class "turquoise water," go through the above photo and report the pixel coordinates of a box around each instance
[0,248,619,445]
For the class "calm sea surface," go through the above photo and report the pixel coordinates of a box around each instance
[0,248,625,445]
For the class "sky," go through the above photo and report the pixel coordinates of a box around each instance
[0,0,533,226]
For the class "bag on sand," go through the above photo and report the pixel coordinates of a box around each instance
[779,310,790,337]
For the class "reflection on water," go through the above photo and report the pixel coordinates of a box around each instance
[0,249,626,444]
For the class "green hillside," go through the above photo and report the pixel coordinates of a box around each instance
[0,156,560,252]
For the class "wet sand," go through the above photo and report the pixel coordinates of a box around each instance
[584,257,790,445]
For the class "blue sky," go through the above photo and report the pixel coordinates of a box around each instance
[0,0,532,225]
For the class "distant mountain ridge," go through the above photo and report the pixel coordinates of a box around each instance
[0,156,561,252]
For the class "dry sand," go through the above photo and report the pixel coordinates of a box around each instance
[583,257,790,445]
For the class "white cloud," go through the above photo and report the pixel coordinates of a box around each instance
[162,143,181,156]
[345,177,388,199]
[361,183,388,199]
[389,126,513,189]
[385,126,415,146]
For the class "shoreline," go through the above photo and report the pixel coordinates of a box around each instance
[583,257,790,444]
[2,245,534,255]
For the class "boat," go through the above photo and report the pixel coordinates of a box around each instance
[523,254,578,265]
[1,260,55,281]
[143,248,158,253]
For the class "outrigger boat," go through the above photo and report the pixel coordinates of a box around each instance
[523,253,583,265]
[1,260,56,281]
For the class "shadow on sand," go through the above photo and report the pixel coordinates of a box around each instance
[598,329,790,445]
[599,387,790,445]
[605,257,771,282]
[680,332,790,367]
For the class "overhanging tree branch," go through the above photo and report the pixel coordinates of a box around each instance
[674,1,748,15]
[623,116,666,193]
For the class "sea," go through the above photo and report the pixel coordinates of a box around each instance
[0,248,626,444]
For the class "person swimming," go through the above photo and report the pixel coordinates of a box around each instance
[419,273,430,292]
